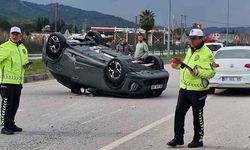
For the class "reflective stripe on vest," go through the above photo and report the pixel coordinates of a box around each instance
[181,79,204,88]
[1,75,23,81]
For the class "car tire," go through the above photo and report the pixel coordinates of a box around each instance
[144,55,164,70]
[46,32,67,60]
[105,58,128,86]
[208,88,215,94]
[86,31,104,45]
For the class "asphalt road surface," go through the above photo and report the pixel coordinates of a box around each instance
[0,65,250,150]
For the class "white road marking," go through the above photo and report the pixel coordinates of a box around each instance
[98,113,174,150]
[41,113,51,117]
[130,105,137,109]
[81,109,123,125]
[98,95,215,150]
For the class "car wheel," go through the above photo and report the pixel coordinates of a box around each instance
[208,88,215,94]
[46,32,67,60]
[86,31,104,45]
[144,55,164,70]
[105,58,128,86]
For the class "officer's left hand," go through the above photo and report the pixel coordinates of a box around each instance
[23,64,31,70]
[189,69,197,77]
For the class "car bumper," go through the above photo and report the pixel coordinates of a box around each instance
[210,74,250,89]
[105,70,169,97]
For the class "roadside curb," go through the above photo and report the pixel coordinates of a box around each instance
[24,72,54,83]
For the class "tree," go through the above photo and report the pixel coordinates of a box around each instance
[9,19,35,34]
[0,19,11,31]
[36,17,50,31]
[192,23,198,29]
[51,19,66,32]
[174,27,185,37]
[139,9,155,43]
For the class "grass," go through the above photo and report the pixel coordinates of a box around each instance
[25,59,48,76]
[160,54,186,63]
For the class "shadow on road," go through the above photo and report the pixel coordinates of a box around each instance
[215,89,250,97]
[203,145,249,150]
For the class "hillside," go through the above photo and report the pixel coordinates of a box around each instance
[0,0,135,27]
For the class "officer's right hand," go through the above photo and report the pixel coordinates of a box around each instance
[171,58,181,69]
[171,63,179,69]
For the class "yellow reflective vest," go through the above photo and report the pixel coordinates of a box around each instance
[178,44,215,91]
[0,40,29,84]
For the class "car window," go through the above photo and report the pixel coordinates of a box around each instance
[206,45,222,51]
[215,49,250,59]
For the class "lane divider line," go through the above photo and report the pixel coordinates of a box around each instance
[98,113,174,150]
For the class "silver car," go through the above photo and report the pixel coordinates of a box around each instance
[209,46,250,94]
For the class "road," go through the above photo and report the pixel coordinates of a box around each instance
[0,65,250,150]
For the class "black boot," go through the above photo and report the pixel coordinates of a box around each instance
[167,138,184,147]
[10,125,23,132]
[1,128,14,135]
[188,141,203,148]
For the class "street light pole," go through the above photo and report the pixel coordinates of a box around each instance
[167,0,171,56]
[54,2,59,32]
[226,0,229,46]
[135,16,138,46]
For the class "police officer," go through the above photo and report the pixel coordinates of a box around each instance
[167,29,215,148]
[0,26,29,135]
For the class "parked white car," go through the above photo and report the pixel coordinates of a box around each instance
[205,42,223,54]
[209,46,250,94]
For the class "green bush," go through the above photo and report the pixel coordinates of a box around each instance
[25,59,48,76]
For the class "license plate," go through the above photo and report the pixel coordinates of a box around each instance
[151,84,163,90]
[221,77,241,81]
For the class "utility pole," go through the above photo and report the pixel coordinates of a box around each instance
[172,15,174,44]
[184,15,187,29]
[184,15,187,54]
[226,0,229,46]
[82,21,87,34]
[134,16,138,46]
[167,0,171,57]
[181,15,183,37]
[84,18,87,32]
[180,15,183,54]
[54,2,59,32]
[172,15,175,55]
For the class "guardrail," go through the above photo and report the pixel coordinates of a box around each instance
[29,54,42,60]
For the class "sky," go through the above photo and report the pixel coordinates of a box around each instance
[24,0,250,28]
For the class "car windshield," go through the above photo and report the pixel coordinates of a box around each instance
[215,49,250,59]
[206,45,222,51]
